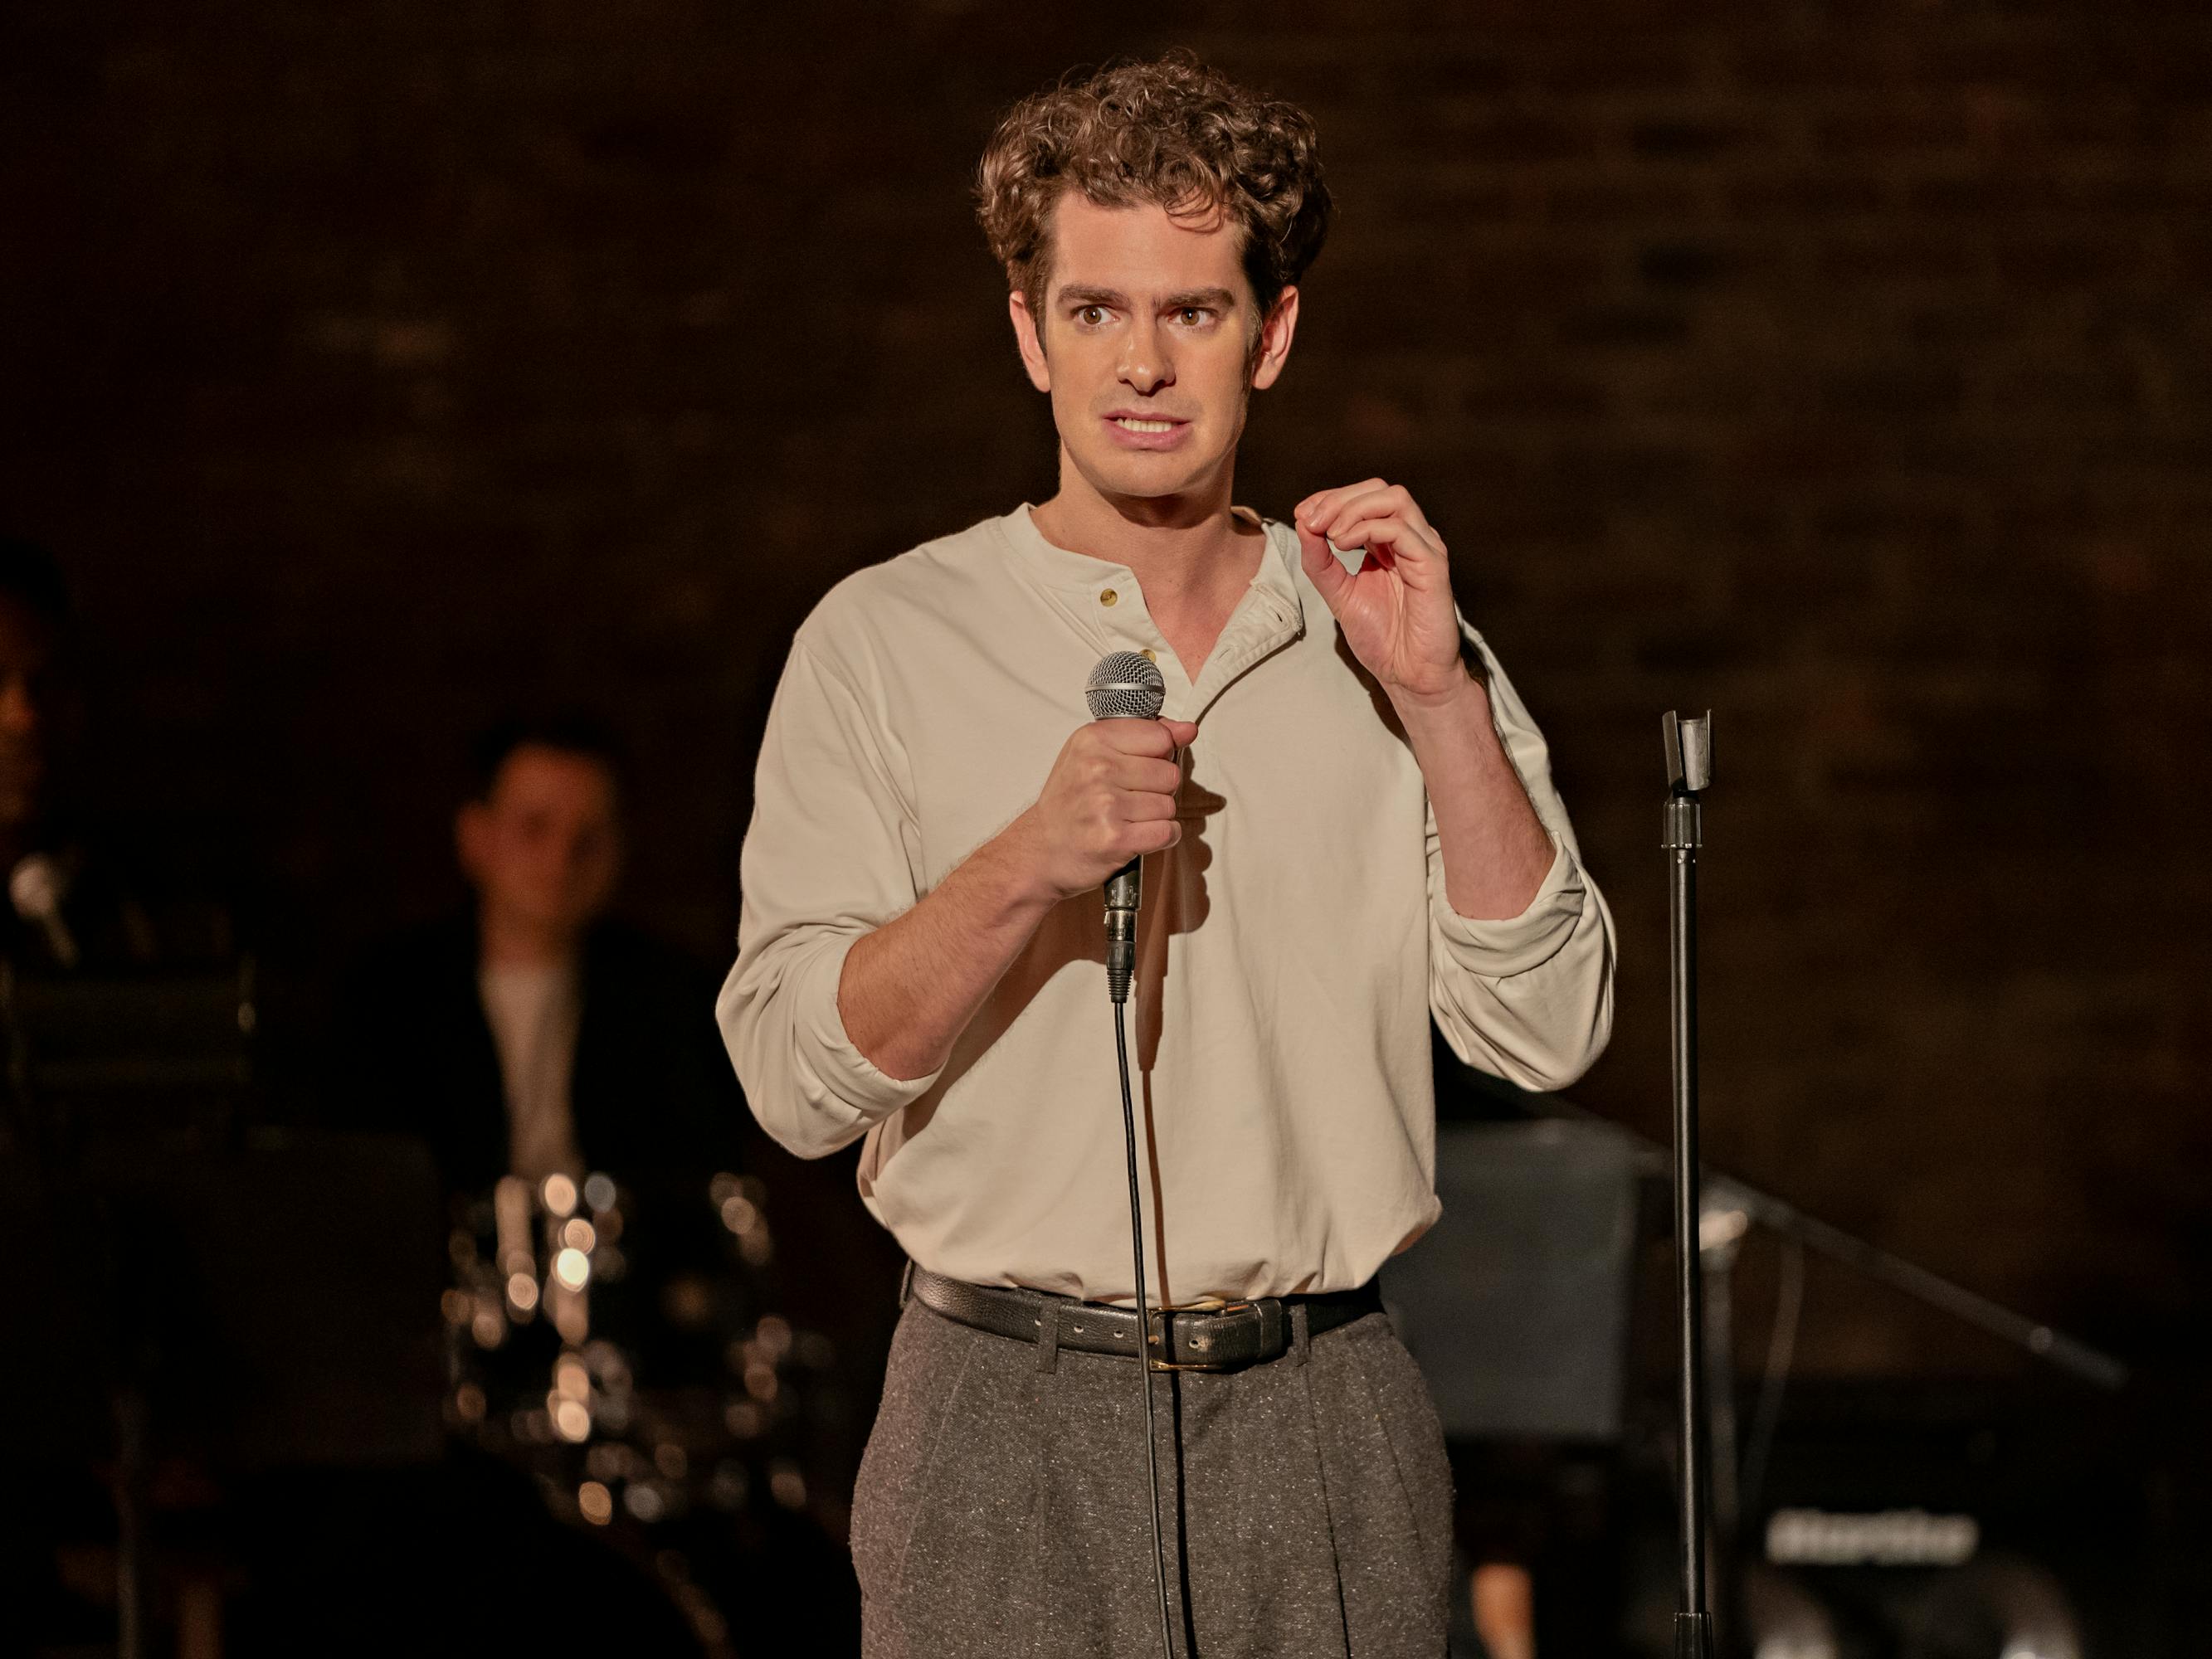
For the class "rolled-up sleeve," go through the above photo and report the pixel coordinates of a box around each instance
[1425,626,1617,1092]
[717,638,943,1158]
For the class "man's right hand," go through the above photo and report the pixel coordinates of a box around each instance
[836,713,1198,1082]
[1011,718,1199,902]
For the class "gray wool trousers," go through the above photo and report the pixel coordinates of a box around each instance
[850,1294,1454,1658]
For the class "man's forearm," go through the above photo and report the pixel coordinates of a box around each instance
[836,812,1060,1082]
[1394,671,1556,921]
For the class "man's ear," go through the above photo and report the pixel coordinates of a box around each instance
[1250,285,1302,392]
[1009,289,1052,393]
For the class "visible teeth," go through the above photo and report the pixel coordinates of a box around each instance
[1114,419,1176,433]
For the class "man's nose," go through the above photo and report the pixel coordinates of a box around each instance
[1118,319,1174,397]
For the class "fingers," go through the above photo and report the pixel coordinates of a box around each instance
[1117,789,1182,823]
[1330,511,1446,576]
[1093,718,1181,759]
[1105,754,1183,796]
[1035,715,1195,897]
[1131,818,1183,854]
[1295,521,1356,605]
[1065,721,1184,812]
[1295,477,1388,531]
[1297,481,1448,596]
[1300,479,1430,537]
[1297,479,1445,559]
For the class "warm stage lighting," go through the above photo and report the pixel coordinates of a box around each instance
[540,1173,578,1218]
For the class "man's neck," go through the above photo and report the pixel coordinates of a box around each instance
[477,904,580,972]
[1030,450,1265,679]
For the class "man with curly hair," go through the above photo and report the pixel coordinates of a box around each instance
[722,52,1615,1658]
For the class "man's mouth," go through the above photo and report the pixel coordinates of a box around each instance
[1110,416,1182,433]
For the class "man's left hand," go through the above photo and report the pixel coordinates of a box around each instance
[1294,479,1470,710]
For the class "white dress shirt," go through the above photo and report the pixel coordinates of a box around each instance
[479,958,583,1183]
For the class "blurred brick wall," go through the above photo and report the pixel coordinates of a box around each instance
[3,1,2207,1375]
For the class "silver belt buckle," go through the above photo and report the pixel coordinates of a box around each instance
[1146,1300,1256,1373]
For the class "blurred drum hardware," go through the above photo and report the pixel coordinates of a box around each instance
[1413,1058,2141,1659]
[443,1164,845,1657]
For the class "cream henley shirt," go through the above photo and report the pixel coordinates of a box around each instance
[719,506,1615,1306]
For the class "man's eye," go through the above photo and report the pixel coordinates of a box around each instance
[1076,304,1107,326]
[1177,308,1212,326]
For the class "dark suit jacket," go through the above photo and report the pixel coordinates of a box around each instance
[333,912,745,1194]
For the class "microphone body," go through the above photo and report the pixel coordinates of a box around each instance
[1084,652,1167,1005]
[1104,861,1141,1003]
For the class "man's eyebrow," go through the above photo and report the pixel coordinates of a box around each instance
[1052,285,1241,311]
[1161,287,1239,310]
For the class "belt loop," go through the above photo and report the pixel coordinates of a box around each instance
[1035,1301,1061,1374]
[1289,1301,1312,1368]
[898,1259,914,1310]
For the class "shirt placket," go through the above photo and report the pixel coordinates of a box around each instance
[1186,581,1303,720]
[1088,574,1189,718]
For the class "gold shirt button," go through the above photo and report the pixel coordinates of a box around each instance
[1099,588,1118,606]
[1140,648,1156,662]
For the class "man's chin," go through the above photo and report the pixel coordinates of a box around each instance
[1068,449,1220,508]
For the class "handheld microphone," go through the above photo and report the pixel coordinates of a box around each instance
[1085,647,1178,1659]
[9,854,80,970]
[1084,651,1167,1005]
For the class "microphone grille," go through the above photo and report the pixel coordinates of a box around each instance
[1085,651,1166,721]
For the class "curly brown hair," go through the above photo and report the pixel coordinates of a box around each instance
[976,51,1331,324]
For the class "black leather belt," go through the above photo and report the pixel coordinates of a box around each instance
[904,1265,1383,1372]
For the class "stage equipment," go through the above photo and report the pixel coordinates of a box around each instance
[1084,648,1177,1659]
[1432,993,2130,1659]
[1,959,256,1153]
[1654,708,2118,1658]
[1382,1119,1640,1440]
[1742,1389,2103,1659]
[2,1135,446,1659]
[1664,709,1717,1659]
[441,1165,831,1652]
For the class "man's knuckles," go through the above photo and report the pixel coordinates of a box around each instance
[1089,719,1177,757]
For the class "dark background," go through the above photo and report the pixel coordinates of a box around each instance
[4,0,2206,1406]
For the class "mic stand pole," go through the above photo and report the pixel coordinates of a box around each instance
[1664,710,1716,1659]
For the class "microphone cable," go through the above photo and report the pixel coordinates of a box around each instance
[1113,991,1178,1659]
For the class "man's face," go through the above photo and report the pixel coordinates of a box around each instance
[1011,193,1298,508]
[456,746,621,945]
[0,597,65,834]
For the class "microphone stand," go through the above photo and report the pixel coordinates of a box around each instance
[1664,711,1716,1659]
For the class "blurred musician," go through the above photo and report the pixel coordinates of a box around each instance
[318,717,762,1654]
[335,713,741,1188]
